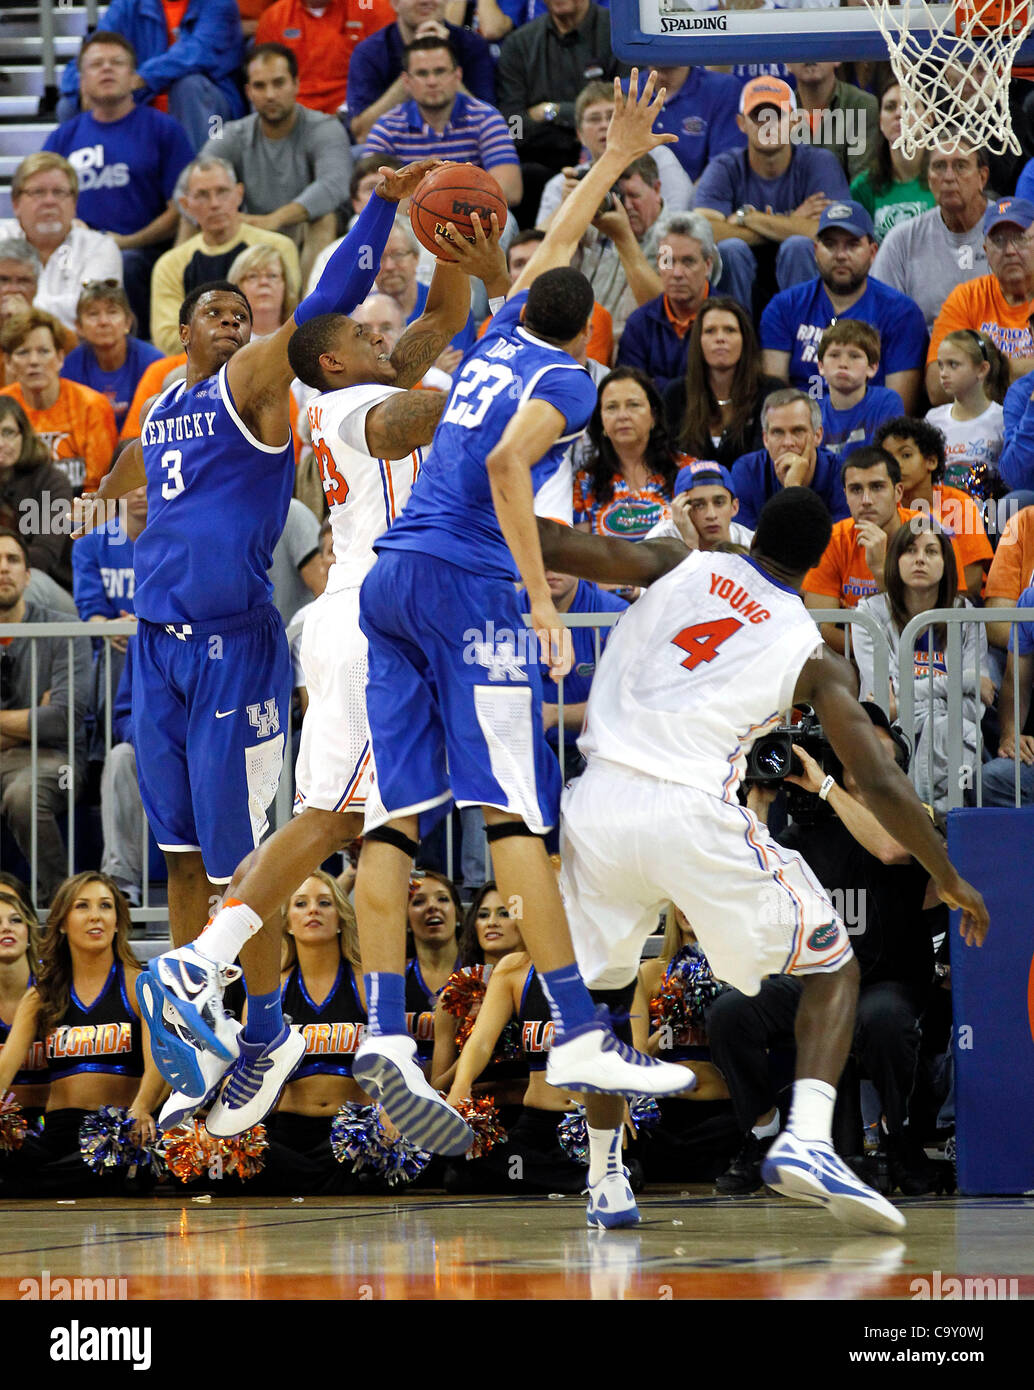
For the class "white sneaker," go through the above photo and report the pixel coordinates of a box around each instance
[157,1021,241,1130]
[762,1131,907,1234]
[352,1034,473,1157]
[547,1024,696,1098]
[146,945,242,1060]
[205,1026,306,1137]
[585,1168,641,1229]
[137,969,240,1100]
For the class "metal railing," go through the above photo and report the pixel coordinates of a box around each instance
[1,606,1029,923]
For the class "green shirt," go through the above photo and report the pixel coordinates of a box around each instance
[851,170,936,243]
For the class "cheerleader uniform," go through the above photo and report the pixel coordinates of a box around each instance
[405,955,457,1067]
[0,974,48,1131]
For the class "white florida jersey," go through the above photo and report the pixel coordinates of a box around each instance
[579,548,823,801]
[306,382,424,591]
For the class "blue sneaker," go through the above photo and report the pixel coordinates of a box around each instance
[157,1022,241,1130]
[762,1131,907,1233]
[547,1023,696,1098]
[136,970,237,1099]
[145,945,243,1061]
[205,1025,306,1137]
[585,1168,641,1229]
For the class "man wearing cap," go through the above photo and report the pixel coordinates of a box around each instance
[760,198,927,413]
[926,197,1034,405]
[644,458,754,551]
[616,211,723,393]
[695,76,850,310]
[730,387,849,531]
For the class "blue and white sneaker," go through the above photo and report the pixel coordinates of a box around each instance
[205,1025,306,1137]
[352,1034,473,1156]
[138,944,242,1069]
[586,1168,641,1229]
[762,1131,907,1233]
[547,1024,696,1098]
[157,1021,241,1131]
[137,969,238,1099]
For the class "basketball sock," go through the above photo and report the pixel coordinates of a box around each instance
[587,1125,623,1186]
[538,965,596,1038]
[752,1112,781,1142]
[787,1079,837,1145]
[364,972,406,1036]
[195,900,263,964]
[242,988,284,1046]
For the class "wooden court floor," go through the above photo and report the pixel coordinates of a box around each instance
[1,1188,1032,1301]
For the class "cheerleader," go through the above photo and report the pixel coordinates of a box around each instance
[0,873,162,1195]
[405,870,462,1068]
[431,882,526,1100]
[0,887,48,1129]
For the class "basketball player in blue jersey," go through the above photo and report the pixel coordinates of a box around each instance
[76,158,444,1131]
[345,74,699,1154]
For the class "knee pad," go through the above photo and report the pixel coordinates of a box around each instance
[364,825,420,859]
[588,980,637,1046]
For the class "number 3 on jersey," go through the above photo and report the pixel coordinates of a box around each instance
[672,618,742,671]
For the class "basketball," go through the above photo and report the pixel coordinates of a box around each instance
[409,164,507,260]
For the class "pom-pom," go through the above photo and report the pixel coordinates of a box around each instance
[629,1096,662,1134]
[650,947,725,1043]
[452,1096,507,1159]
[161,1122,267,1183]
[557,1107,588,1164]
[219,1126,267,1180]
[79,1106,163,1178]
[439,966,487,1049]
[0,1092,28,1152]
[330,1103,431,1185]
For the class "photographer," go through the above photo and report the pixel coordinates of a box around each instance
[706,703,940,1197]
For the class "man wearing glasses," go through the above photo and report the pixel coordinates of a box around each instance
[0,155,122,333]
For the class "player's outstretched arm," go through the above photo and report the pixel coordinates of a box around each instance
[537,517,689,588]
[389,211,508,390]
[797,650,990,947]
[227,159,444,440]
[509,68,677,299]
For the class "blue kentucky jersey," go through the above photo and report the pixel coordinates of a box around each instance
[133,363,294,624]
[376,292,597,581]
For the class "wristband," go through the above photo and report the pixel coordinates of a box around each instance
[817,774,836,802]
[488,295,506,314]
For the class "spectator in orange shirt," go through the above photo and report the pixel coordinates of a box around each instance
[257,0,395,115]
[477,229,613,366]
[803,445,971,653]
[119,351,187,440]
[0,308,117,492]
[984,504,1034,649]
[926,197,1034,405]
[875,415,992,602]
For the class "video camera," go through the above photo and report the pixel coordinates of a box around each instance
[744,708,843,824]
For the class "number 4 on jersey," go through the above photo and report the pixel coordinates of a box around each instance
[671,618,742,671]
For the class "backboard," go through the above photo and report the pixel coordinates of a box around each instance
[608,0,1034,66]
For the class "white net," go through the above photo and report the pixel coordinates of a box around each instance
[862,0,1034,157]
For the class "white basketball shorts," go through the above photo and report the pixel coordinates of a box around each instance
[559,759,854,994]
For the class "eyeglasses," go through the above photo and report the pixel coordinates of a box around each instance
[0,425,22,441]
[17,186,75,201]
[987,226,1030,250]
[81,277,121,291]
[0,272,36,289]
[239,268,284,284]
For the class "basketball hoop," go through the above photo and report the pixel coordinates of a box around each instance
[862,0,1034,157]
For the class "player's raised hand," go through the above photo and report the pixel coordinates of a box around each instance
[71,492,119,540]
[935,870,989,947]
[531,597,574,682]
[434,211,508,288]
[605,69,679,165]
[376,158,447,203]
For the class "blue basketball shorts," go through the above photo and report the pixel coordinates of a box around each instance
[358,549,561,836]
[133,604,292,881]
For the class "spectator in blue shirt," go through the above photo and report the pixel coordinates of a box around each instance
[730,387,849,529]
[364,37,522,207]
[347,0,496,145]
[631,64,745,183]
[617,211,723,395]
[999,363,1034,499]
[61,283,163,434]
[57,0,246,153]
[45,31,195,341]
[816,319,904,461]
[695,76,850,311]
[760,198,927,413]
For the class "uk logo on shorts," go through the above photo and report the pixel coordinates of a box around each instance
[247,699,281,738]
[808,921,841,952]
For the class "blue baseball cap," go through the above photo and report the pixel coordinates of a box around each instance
[674,459,737,498]
[983,197,1034,235]
[817,199,876,241]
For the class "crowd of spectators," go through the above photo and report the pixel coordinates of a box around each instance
[0,0,1032,1200]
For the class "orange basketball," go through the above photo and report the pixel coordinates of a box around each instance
[408,164,507,260]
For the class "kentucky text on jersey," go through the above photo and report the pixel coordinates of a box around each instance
[709,572,771,623]
[300,1021,366,1055]
[140,411,218,446]
[46,1022,133,1060]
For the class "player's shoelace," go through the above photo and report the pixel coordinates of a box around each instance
[222,1054,274,1108]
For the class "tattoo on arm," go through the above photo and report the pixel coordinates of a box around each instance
[366,388,448,457]
[389,325,451,390]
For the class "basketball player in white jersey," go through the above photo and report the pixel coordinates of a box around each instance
[535,488,989,1232]
[152,222,512,1134]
